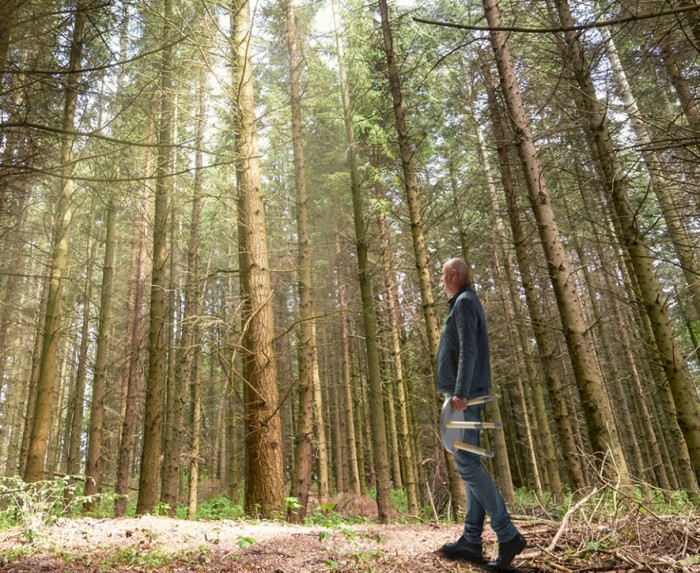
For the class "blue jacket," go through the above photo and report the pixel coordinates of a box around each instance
[436,285,492,398]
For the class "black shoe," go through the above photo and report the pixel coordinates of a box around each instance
[440,536,483,563]
[486,533,526,570]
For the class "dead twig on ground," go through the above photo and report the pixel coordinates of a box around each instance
[547,486,599,552]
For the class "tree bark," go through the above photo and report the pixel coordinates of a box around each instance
[334,230,361,496]
[377,0,464,515]
[114,119,152,517]
[24,0,86,482]
[482,58,586,491]
[136,0,173,512]
[285,0,325,521]
[602,26,700,321]
[231,0,285,518]
[371,146,419,514]
[66,197,97,482]
[482,0,631,483]
[554,0,700,483]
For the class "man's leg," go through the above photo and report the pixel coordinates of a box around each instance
[463,483,486,543]
[453,404,519,544]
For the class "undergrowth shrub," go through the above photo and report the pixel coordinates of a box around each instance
[0,475,96,541]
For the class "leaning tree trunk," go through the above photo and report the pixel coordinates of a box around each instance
[481,0,631,483]
[554,0,700,483]
[24,0,86,483]
[602,25,700,322]
[136,0,173,513]
[468,82,563,496]
[482,56,588,493]
[377,0,464,514]
[231,0,285,518]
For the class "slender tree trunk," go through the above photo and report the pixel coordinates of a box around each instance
[469,87,563,496]
[350,325,367,496]
[482,0,631,483]
[162,78,205,517]
[554,0,700,482]
[335,231,361,496]
[24,1,86,482]
[185,66,207,519]
[136,0,173,512]
[84,186,117,505]
[371,147,419,514]
[377,0,464,514]
[231,0,285,517]
[658,38,700,135]
[332,0,391,521]
[602,26,700,321]
[285,0,324,521]
[114,123,151,517]
[482,59,586,491]
[66,197,97,482]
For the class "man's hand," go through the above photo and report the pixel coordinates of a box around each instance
[451,396,468,411]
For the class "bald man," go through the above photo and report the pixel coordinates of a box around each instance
[437,258,526,570]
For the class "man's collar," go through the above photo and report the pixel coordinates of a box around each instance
[448,284,470,308]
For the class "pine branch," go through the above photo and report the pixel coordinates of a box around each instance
[413,5,700,34]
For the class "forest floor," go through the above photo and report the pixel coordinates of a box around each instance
[1,506,699,573]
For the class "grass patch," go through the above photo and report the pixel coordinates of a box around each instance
[100,546,174,571]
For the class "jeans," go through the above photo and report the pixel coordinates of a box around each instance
[451,401,519,544]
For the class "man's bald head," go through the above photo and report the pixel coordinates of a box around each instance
[441,258,471,296]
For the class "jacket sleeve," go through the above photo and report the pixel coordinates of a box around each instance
[453,296,478,398]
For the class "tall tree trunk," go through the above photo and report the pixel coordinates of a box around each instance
[658,38,700,136]
[332,0,391,521]
[481,0,631,483]
[285,0,325,521]
[602,26,700,321]
[65,197,97,481]
[554,0,700,482]
[185,66,207,519]
[377,0,464,515]
[231,0,285,518]
[84,186,117,505]
[335,231,361,496]
[161,83,205,515]
[482,59,586,491]
[24,0,86,482]
[371,147,419,515]
[136,0,173,512]
[469,86,563,496]
[114,121,151,516]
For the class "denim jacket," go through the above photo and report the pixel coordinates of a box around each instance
[436,285,492,398]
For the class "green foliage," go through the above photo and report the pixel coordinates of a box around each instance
[318,530,332,542]
[0,546,36,562]
[0,476,97,541]
[304,506,368,527]
[390,489,408,515]
[236,535,256,549]
[172,497,245,520]
[153,502,171,517]
[285,496,303,514]
[101,546,173,570]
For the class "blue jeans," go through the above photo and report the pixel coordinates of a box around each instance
[451,401,519,544]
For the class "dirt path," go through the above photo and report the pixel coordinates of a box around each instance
[1,513,698,572]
